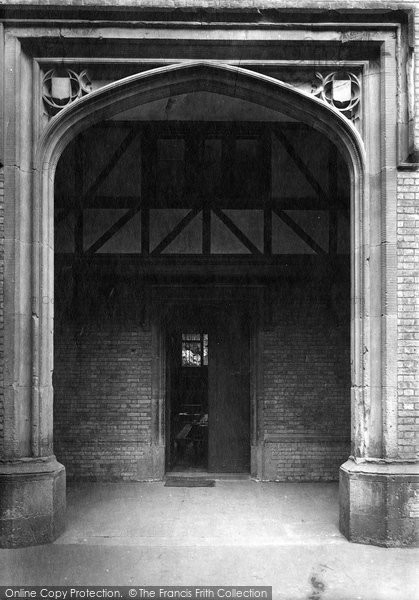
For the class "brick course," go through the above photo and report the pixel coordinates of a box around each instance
[53,281,351,481]
[54,320,153,480]
[264,441,350,481]
[0,171,3,453]
[397,172,419,459]
[262,284,351,480]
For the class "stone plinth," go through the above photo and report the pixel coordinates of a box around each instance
[339,460,419,547]
[0,458,66,548]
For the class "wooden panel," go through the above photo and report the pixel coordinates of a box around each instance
[156,138,186,203]
[83,209,141,253]
[211,212,251,254]
[223,209,264,251]
[55,213,75,253]
[81,127,141,197]
[208,308,250,472]
[149,209,190,251]
[272,211,315,254]
[165,331,177,471]
[285,210,329,253]
[162,212,203,254]
[271,129,331,198]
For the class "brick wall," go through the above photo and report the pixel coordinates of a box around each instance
[264,441,350,481]
[262,282,351,480]
[0,170,3,454]
[397,172,419,460]
[414,3,419,148]
[395,3,419,461]
[53,278,350,481]
[54,311,153,481]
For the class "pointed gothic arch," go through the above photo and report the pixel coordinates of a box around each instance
[35,61,367,454]
[28,60,378,542]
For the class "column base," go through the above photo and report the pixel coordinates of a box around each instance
[0,456,66,548]
[339,459,419,547]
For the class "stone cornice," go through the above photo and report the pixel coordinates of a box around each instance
[0,1,414,22]
[0,0,414,9]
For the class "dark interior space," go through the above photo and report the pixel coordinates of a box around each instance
[167,324,209,472]
[53,103,351,481]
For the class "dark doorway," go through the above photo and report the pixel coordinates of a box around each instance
[166,300,250,473]
[208,307,250,472]
[168,330,209,471]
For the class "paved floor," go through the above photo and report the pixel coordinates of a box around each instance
[1,481,418,600]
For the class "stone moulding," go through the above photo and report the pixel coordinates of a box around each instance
[41,61,361,123]
[39,61,363,128]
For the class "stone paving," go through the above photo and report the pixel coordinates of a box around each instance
[1,481,418,600]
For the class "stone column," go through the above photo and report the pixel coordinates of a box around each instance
[0,31,65,548]
[339,36,419,548]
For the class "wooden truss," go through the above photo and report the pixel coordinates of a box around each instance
[55,122,349,263]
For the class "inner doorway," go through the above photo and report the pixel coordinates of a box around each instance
[166,299,251,474]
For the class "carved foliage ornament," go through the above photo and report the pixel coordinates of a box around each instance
[312,72,361,122]
[43,69,92,115]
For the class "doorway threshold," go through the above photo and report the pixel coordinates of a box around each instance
[165,470,250,481]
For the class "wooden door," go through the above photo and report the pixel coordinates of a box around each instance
[166,330,177,471]
[208,308,250,472]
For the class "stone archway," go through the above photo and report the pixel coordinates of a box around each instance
[3,61,373,547]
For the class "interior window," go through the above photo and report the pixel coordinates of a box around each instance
[181,333,208,367]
